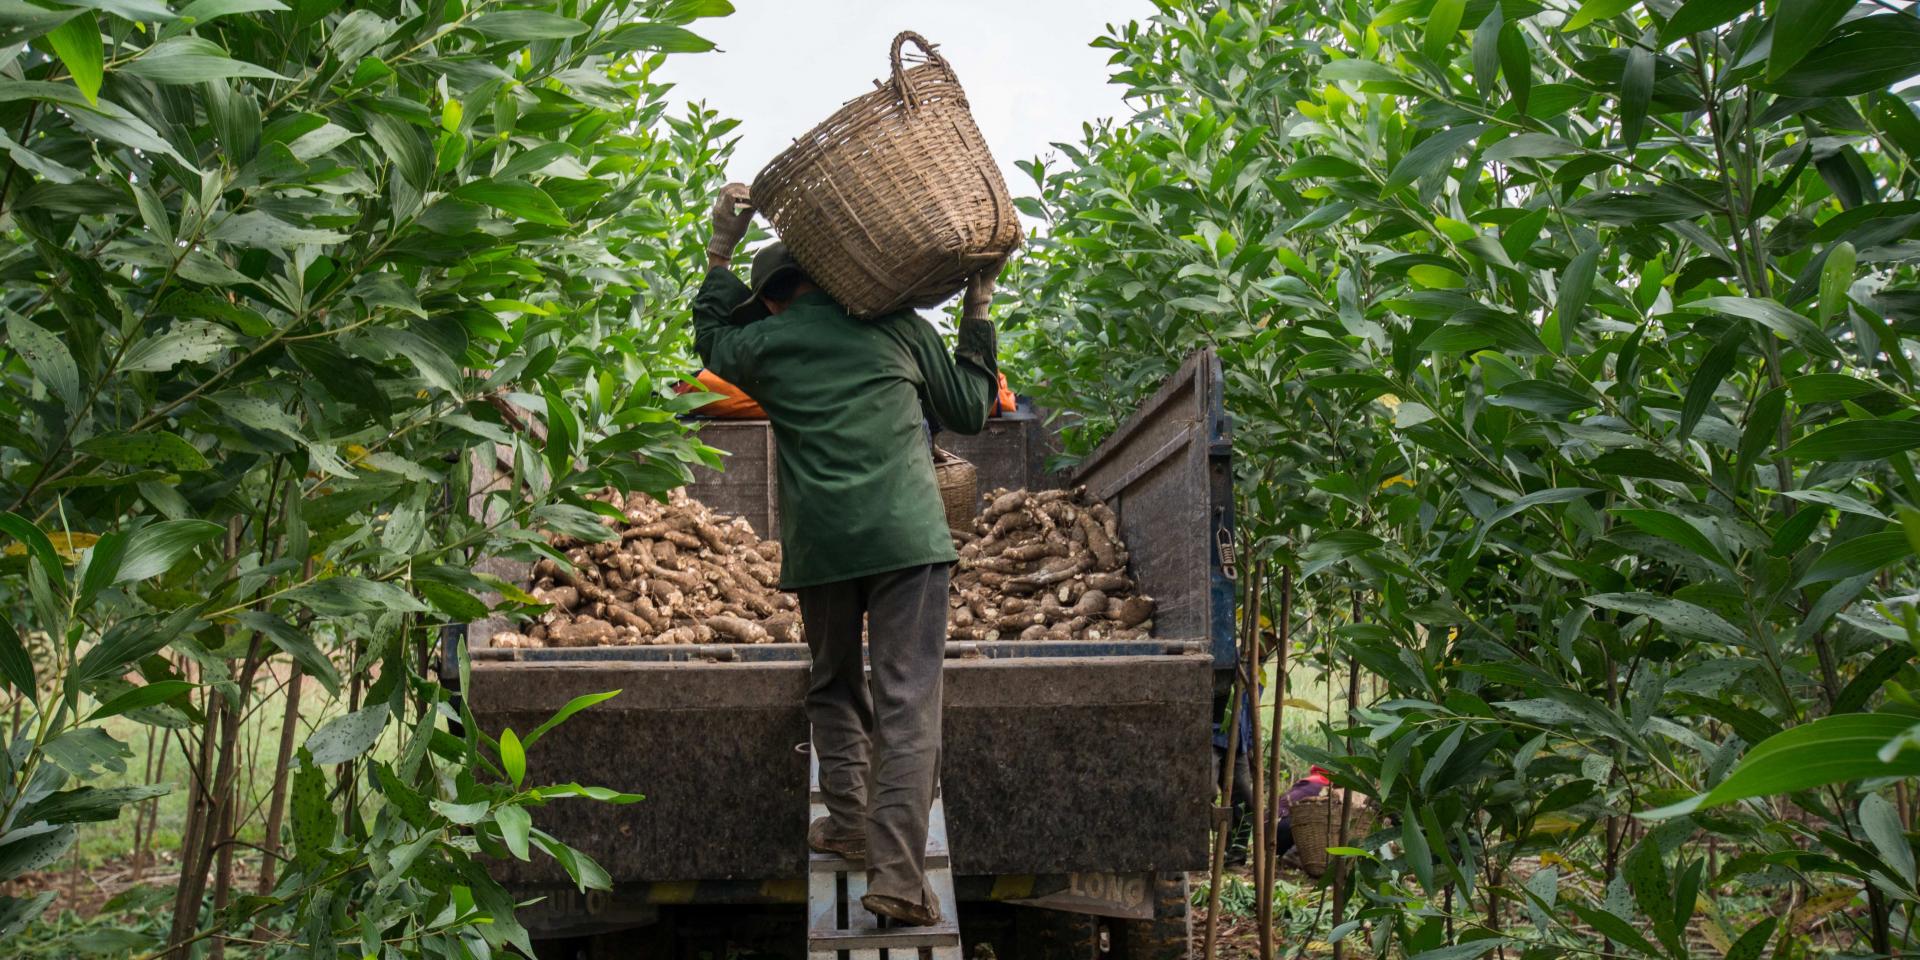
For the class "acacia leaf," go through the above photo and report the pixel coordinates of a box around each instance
[1587,592,1746,646]
[523,689,622,750]
[1382,124,1487,196]
[1564,0,1637,31]
[1786,420,1920,461]
[306,701,391,765]
[1797,530,1912,586]
[1766,0,1856,79]
[43,11,103,105]
[6,314,81,408]
[1661,0,1760,40]
[1765,14,1920,97]
[470,10,589,40]
[116,519,222,583]
[1644,713,1920,817]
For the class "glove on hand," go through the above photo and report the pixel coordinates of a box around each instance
[962,259,1004,321]
[707,182,754,261]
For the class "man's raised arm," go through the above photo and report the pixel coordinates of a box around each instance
[691,182,757,382]
[908,263,1003,436]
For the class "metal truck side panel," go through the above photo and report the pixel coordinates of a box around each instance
[1070,349,1236,669]
[473,660,808,884]
[940,655,1212,875]
[468,654,1211,885]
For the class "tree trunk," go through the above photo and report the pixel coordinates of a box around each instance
[168,642,265,959]
[256,664,303,895]
[132,725,161,878]
[1331,596,1361,960]
[168,698,221,956]
[1202,671,1251,960]
[208,798,237,960]
[168,666,219,956]
[1242,566,1267,960]
[1261,566,1290,960]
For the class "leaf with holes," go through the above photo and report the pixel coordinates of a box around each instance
[290,753,332,871]
[43,728,131,777]
[0,825,76,883]
[6,314,81,408]
[78,431,209,471]
[306,701,391,765]
[121,320,237,373]
[1587,592,1746,646]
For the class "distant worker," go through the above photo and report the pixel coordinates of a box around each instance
[693,182,1002,927]
[1274,765,1333,859]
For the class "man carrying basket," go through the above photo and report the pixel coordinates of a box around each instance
[692,182,1002,927]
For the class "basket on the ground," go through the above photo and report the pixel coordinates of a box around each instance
[932,446,977,533]
[1292,790,1375,878]
[750,30,1021,318]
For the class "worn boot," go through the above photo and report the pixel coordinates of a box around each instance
[861,891,943,927]
[808,816,866,860]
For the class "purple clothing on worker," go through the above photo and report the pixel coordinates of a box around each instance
[1276,768,1332,822]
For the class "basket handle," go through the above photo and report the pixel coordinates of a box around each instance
[890,30,948,111]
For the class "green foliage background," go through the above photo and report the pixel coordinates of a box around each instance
[0,0,734,954]
[5,0,1920,955]
[999,0,1920,953]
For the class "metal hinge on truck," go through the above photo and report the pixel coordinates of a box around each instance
[1214,508,1237,583]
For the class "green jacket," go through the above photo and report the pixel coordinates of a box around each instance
[691,267,999,589]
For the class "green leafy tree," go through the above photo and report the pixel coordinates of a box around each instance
[1004,0,1920,954]
[0,0,736,954]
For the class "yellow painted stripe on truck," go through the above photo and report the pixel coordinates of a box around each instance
[761,878,807,902]
[647,881,699,904]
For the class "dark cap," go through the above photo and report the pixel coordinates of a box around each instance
[729,241,807,324]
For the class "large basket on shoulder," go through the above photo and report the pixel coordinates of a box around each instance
[751,31,1021,318]
[1292,790,1375,879]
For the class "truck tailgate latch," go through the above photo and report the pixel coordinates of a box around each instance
[1214,512,1237,582]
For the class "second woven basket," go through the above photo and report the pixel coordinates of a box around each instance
[931,446,978,534]
[1291,790,1375,879]
[751,31,1021,318]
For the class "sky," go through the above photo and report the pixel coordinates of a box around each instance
[654,0,1157,195]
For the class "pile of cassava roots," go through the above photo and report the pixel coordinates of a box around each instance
[947,486,1154,643]
[491,488,801,648]
[491,485,1153,648]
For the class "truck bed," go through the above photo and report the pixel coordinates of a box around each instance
[463,350,1231,910]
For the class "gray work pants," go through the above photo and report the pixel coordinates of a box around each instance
[798,562,949,907]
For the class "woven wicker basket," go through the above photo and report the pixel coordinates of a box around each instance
[1292,791,1375,879]
[750,31,1021,318]
[932,446,977,533]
